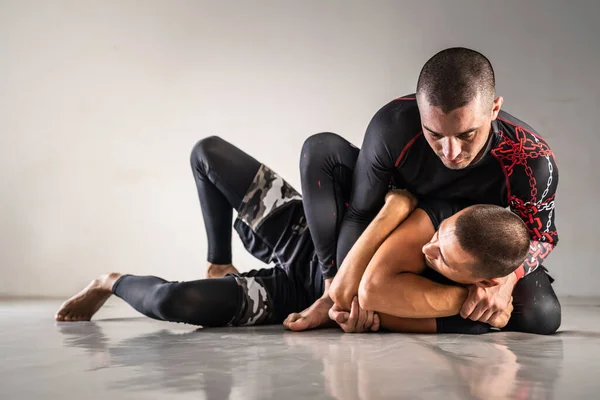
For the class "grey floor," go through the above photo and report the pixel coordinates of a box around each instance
[1,298,600,400]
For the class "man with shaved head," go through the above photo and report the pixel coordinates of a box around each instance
[288,47,560,334]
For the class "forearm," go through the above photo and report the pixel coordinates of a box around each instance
[330,200,413,310]
[361,272,468,318]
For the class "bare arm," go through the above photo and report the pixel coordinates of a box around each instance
[329,191,416,311]
[358,209,468,318]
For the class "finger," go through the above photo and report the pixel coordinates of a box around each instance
[355,306,366,332]
[489,311,509,329]
[358,306,370,332]
[329,303,349,323]
[479,309,495,324]
[468,303,489,321]
[337,312,350,324]
[348,297,359,331]
[355,299,370,332]
[460,286,480,318]
[330,307,349,324]
[364,310,375,332]
[328,307,337,321]
[340,321,353,333]
[371,314,380,332]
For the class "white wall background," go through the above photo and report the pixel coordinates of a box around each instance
[0,0,598,297]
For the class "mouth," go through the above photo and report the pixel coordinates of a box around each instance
[444,157,465,165]
[424,255,433,268]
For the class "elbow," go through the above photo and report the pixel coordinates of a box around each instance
[358,276,382,311]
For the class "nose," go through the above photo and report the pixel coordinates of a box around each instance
[422,241,434,257]
[442,138,461,161]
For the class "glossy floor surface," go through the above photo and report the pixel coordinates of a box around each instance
[1,298,599,399]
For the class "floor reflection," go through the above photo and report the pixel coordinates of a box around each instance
[57,323,326,398]
[57,322,565,400]
[284,332,564,400]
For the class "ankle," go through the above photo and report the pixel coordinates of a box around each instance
[207,262,233,268]
[98,272,122,292]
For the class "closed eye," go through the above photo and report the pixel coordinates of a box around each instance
[457,132,475,140]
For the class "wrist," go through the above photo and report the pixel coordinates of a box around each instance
[322,278,334,299]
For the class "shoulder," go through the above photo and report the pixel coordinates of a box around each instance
[365,95,422,146]
[371,95,420,125]
[492,110,558,202]
[495,110,554,150]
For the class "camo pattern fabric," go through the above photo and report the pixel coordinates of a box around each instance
[229,276,274,326]
[237,164,302,231]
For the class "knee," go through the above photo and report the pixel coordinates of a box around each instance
[300,132,355,177]
[190,135,227,171]
[300,132,342,165]
[516,296,562,335]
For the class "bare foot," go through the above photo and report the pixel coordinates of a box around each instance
[55,273,122,322]
[206,263,239,279]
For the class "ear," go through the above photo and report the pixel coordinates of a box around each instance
[475,278,502,288]
[491,96,504,119]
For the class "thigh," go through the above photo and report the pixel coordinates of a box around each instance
[234,164,310,267]
[504,267,561,334]
[300,132,360,277]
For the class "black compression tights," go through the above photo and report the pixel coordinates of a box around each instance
[299,132,359,279]
[113,275,240,327]
[111,136,264,326]
[190,136,261,264]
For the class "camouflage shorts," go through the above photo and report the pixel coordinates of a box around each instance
[228,275,275,326]
[237,164,302,231]
[227,164,307,325]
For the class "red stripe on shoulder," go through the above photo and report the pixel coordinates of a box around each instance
[395,97,416,100]
[394,131,423,167]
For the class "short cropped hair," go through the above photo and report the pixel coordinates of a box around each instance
[455,205,530,279]
[416,47,495,114]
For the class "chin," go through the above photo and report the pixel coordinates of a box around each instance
[442,159,471,170]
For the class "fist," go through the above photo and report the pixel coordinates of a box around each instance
[488,298,514,329]
[328,297,380,333]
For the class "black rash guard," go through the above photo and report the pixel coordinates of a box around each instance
[332,95,559,280]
